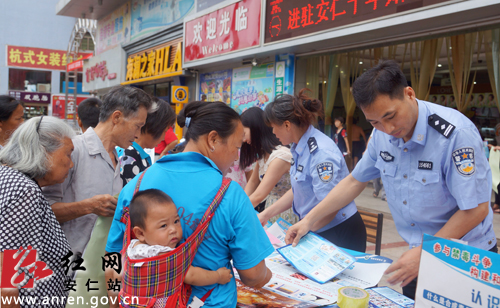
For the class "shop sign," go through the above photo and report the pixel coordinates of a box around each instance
[265,0,454,44]
[415,234,500,307]
[231,63,274,114]
[124,42,183,84]
[68,54,93,72]
[96,2,131,55]
[275,61,285,96]
[184,0,261,63]
[199,69,232,104]
[86,61,109,83]
[9,91,51,104]
[7,45,91,71]
[172,86,189,104]
[51,94,92,120]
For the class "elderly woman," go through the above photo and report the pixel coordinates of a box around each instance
[106,101,273,307]
[0,95,24,149]
[0,116,74,308]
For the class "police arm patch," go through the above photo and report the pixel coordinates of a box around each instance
[316,162,334,183]
[452,147,475,176]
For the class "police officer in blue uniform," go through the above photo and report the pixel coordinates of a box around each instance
[285,61,497,299]
[259,89,367,252]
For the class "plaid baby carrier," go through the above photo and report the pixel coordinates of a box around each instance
[119,170,232,308]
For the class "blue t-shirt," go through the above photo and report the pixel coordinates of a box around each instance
[106,152,274,307]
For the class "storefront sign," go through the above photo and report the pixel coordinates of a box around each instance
[131,0,194,41]
[172,86,189,104]
[7,45,91,71]
[83,46,125,92]
[415,234,500,307]
[265,0,454,43]
[275,61,285,96]
[231,63,274,114]
[9,91,51,104]
[68,54,93,72]
[184,0,261,62]
[51,95,92,120]
[86,62,109,82]
[123,41,183,85]
[96,2,131,55]
[200,69,232,104]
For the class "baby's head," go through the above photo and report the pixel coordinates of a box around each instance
[130,189,182,248]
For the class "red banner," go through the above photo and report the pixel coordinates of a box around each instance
[7,45,92,71]
[68,54,93,71]
[184,0,261,63]
[51,95,92,120]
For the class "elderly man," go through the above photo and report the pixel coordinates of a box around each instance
[43,86,154,265]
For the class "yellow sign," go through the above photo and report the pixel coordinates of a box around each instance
[122,42,183,85]
[172,86,188,104]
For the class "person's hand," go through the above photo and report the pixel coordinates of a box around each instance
[488,144,500,151]
[257,212,270,227]
[285,218,313,247]
[87,194,117,217]
[384,246,422,287]
[216,267,233,284]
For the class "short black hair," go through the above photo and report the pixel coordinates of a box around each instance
[352,60,408,109]
[77,97,102,130]
[129,189,175,230]
[177,101,240,143]
[0,95,23,122]
[142,98,176,140]
[100,86,153,122]
[240,107,281,169]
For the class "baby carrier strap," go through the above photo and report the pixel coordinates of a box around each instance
[119,169,232,308]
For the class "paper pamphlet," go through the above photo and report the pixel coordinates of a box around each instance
[277,232,356,284]
[489,148,500,194]
[237,220,393,307]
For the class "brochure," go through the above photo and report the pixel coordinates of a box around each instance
[235,250,393,307]
[277,232,356,284]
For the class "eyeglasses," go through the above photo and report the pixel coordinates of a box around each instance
[36,116,44,134]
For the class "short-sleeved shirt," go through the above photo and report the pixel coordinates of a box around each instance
[290,125,357,232]
[0,166,70,307]
[154,128,178,154]
[106,152,274,308]
[42,127,123,259]
[117,142,152,186]
[352,99,496,249]
[333,128,348,154]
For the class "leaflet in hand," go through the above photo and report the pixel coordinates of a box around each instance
[277,232,356,284]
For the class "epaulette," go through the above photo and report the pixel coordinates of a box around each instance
[307,137,319,153]
[428,114,455,138]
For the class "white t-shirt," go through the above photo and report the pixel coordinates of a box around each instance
[127,239,175,259]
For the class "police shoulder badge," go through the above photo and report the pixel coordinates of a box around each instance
[316,162,334,183]
[452,147,475,176]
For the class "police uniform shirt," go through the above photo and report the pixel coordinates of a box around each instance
[352,99,496,250]
[290,125,357,232]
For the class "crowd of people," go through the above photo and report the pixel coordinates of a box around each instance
[0,60,497,307]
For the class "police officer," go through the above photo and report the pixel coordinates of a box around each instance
[259,89,367,252]
[285,61,497,299]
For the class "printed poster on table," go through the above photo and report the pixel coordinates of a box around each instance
[199,69,232,104]
[241,219,393,307]
[415,234,500,307]
[231,63,274,114]
[131,0,195,41]
[51,95,92,120]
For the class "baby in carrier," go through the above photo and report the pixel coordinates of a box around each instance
[126,189,233,305]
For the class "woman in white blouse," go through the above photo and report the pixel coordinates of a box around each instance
[240,107,299,225]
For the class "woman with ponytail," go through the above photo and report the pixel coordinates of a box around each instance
[259,89,367,252]
[106,101,273,307]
